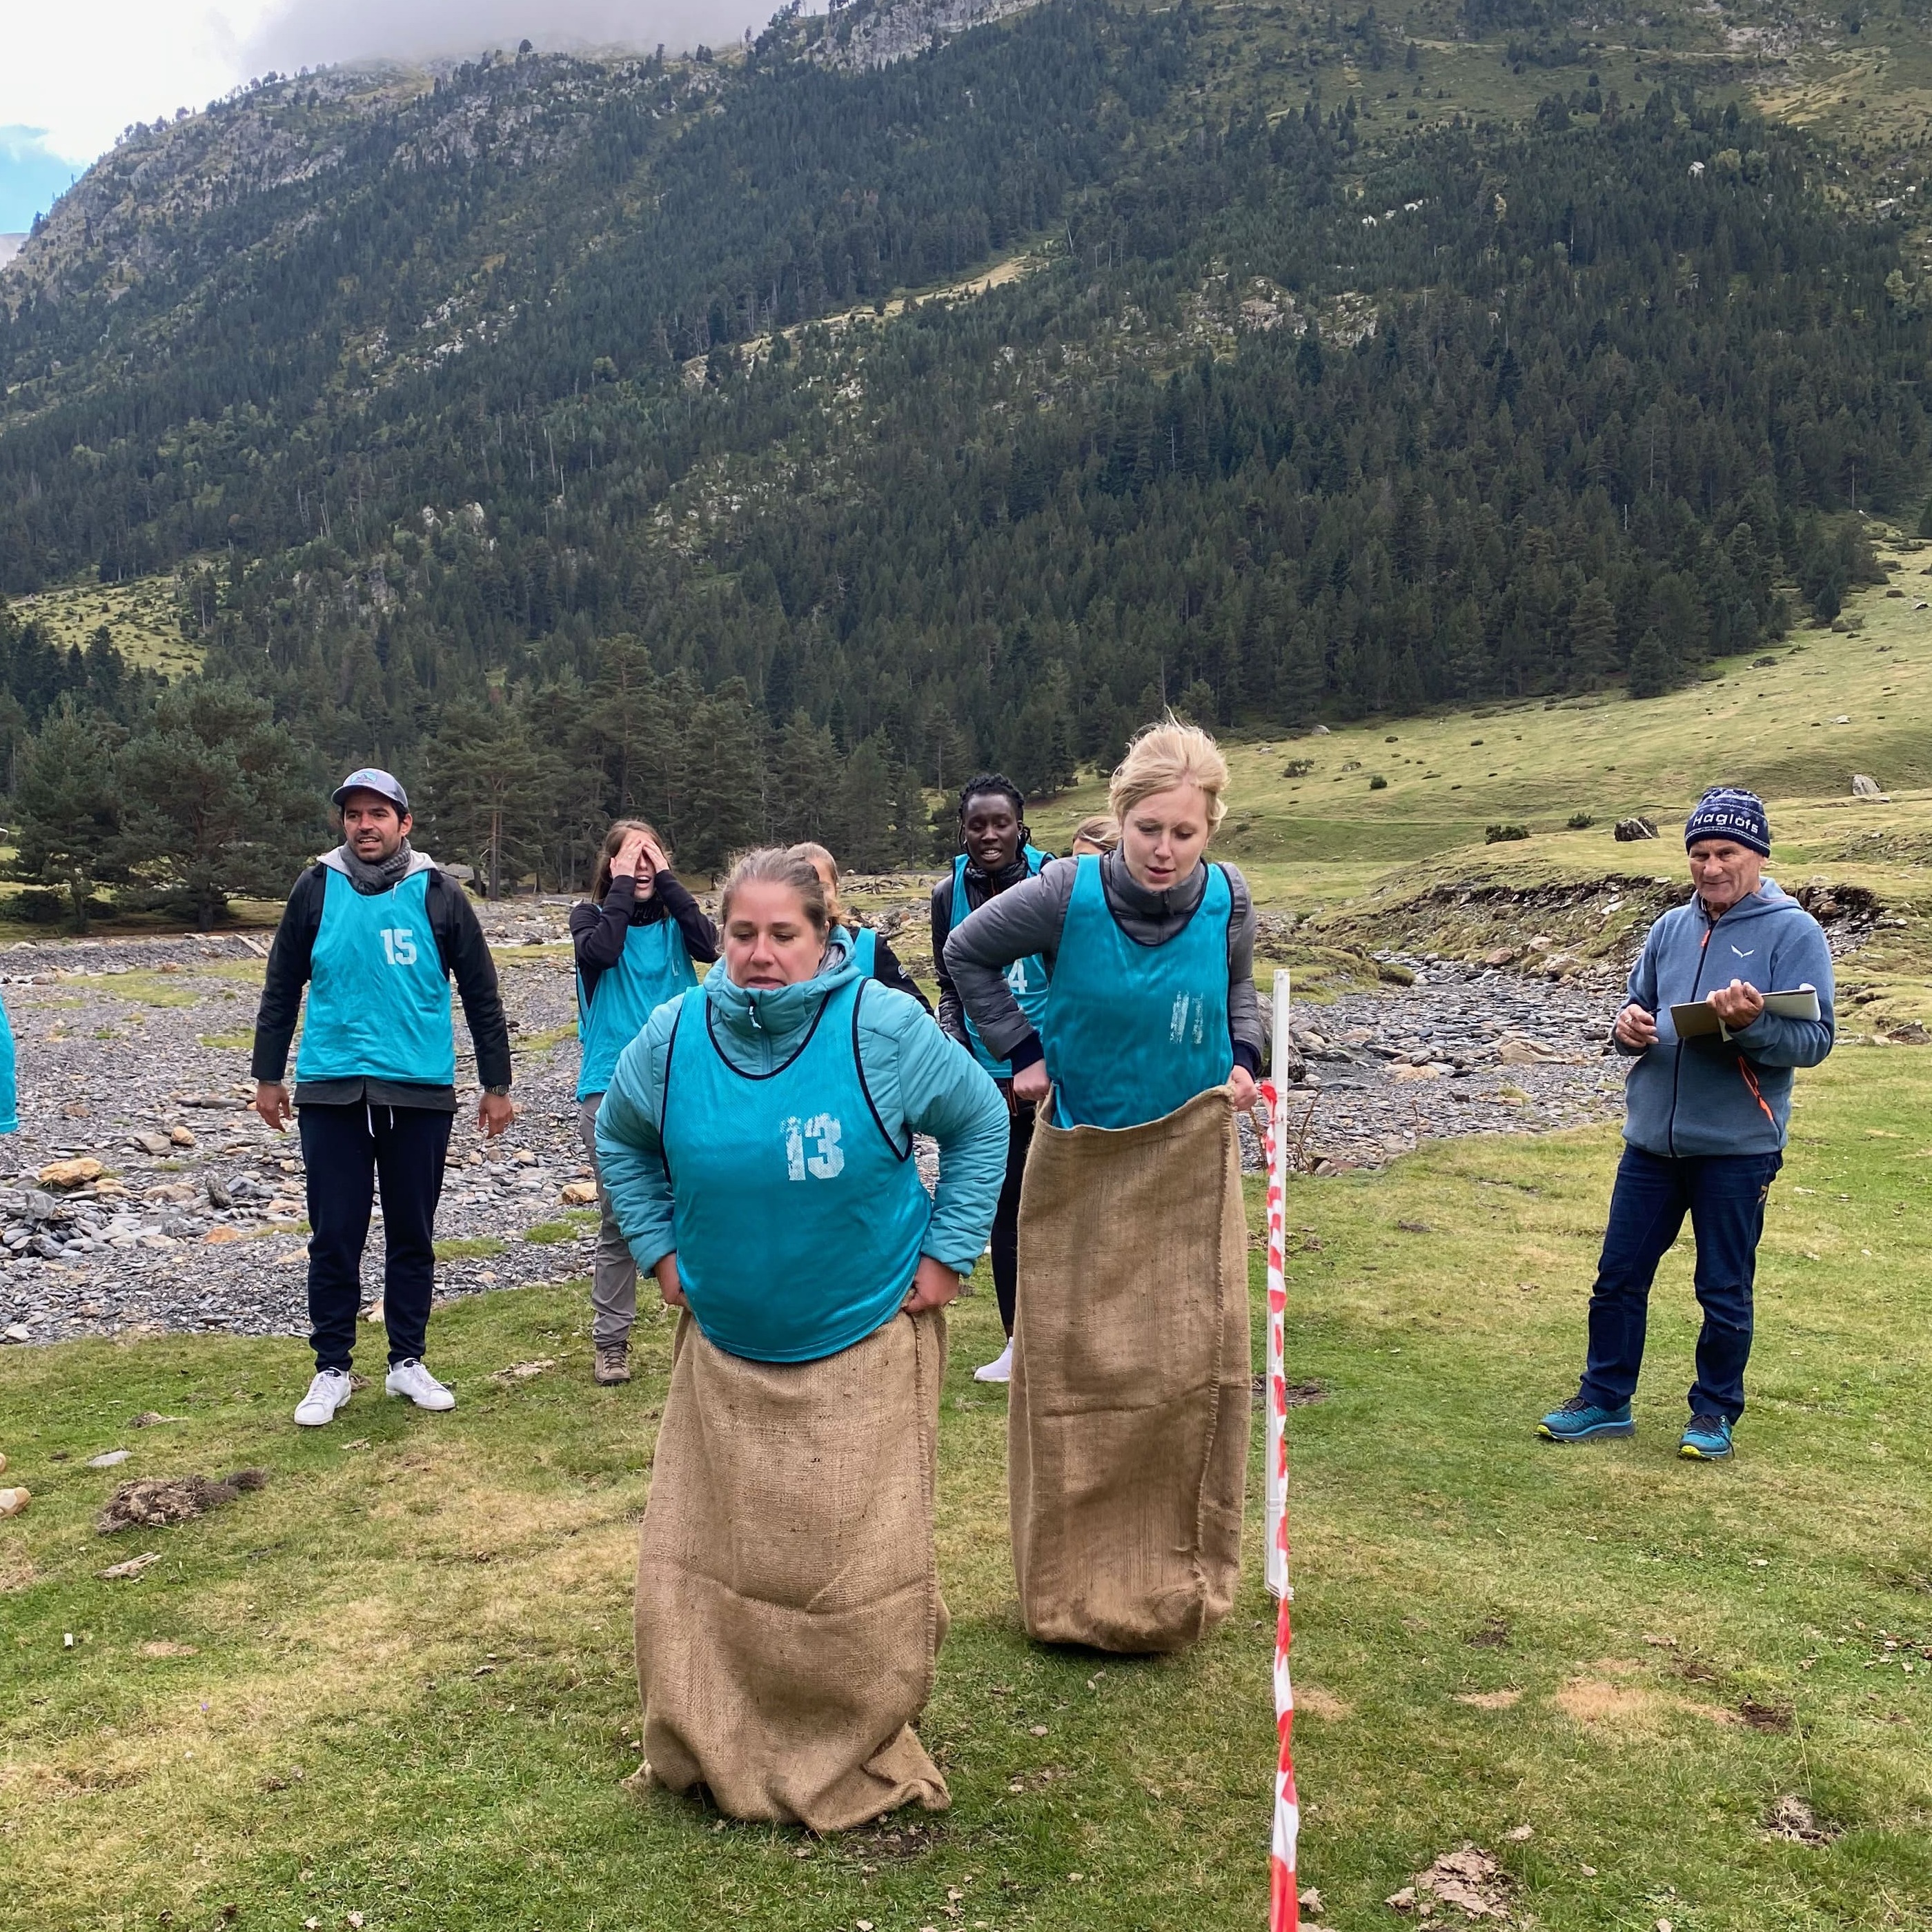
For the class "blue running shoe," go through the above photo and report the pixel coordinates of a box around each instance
[1679,1413,1733,1460]
[1537,1395,1635,1442]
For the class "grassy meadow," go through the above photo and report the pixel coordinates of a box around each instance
[8,577,205,682]
[1,1050,1929,1929]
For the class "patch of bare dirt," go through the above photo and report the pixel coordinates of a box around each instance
[1455,1689,1522,1709]
[1387,1844,1512,1920]
[1294,1683,1354,1720]
[97,1468,266,1534]
[1555,1673,1744,1734]
[1762,1794,1837,1844]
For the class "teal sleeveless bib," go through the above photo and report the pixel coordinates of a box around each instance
[576,918,696,1101]
[658,978,933,1363]
[296,868,455,1087]
[952,848,1051,1077]
[1042,856,1232,1129]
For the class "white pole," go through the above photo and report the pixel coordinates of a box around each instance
[1265,967,1290,1601]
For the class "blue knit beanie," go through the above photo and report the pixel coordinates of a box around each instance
[1684,787,1770,857]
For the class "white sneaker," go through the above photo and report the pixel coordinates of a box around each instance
[384,1359,455,1412]
[973,1340,1014,1384]
[294,1368,354,1428]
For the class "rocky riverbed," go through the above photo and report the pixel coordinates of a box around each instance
[0,909,1624,1354]
[1270,956,1625,1172]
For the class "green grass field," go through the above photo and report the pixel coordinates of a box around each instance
[8,575,205,681]
[2,1049,1927,1930]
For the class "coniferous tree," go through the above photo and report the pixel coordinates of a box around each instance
[1627,627,1672,700]
[115,682,324,930]
[10,698,124,930]
[418,698,544,897]
[1569,579,1618,689]
[768,709,843,846]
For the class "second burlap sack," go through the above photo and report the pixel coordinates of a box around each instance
[635,1305,950,1831]
[1009,1085,1251,1653]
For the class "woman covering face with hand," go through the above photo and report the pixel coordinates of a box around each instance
[569,820,718,1388]
[594,847,1007,1831]
[943,720,1261,1656]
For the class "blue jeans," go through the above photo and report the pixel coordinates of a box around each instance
[1579,1144,1782,1423]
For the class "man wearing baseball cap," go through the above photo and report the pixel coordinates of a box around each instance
[1539,788,1835,1460]
[252,768,515,1426]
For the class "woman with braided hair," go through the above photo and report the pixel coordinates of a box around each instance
[929,773,1052,1383]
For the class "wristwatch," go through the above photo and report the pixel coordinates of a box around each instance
[484,1084,511,1096]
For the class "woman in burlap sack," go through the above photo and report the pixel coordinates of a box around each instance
[945,719,1263,1654]
[595,847,1007,1830]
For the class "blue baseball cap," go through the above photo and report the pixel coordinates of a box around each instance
[331,767,410,814]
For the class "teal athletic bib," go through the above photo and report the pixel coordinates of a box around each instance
[850,925,878,977]
[576,918,696,1101]
[1042,855,1233,1129]
[657,978,933,1363]
[952,848,1051,1076]
[295,868,455,1087]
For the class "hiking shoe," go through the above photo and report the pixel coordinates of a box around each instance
[384,1359,455,1412]
[973,1340,1014,1384]
[1679,1412,1733,1460]
[593,1345,632,1386]
[1537,1395,1634,1442]
[294,1368,354,1428]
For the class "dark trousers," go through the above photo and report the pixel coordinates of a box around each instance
[991,1094,1036,1337]
[1579,1143,1781,1423]
[299,1102,452,1373]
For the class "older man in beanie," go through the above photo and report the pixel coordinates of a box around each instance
[1539,788,1835,1460]
[252,769,514,1427]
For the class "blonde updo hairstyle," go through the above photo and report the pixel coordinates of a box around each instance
[718,846,835,936]
[1070,814,1121,853]
[788,842,849,927]
[1108,716,1230,833]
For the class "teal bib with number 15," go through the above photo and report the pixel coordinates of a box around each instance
[296,868,455,1086]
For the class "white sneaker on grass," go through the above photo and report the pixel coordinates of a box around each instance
[973,1340,1013,1384]
[294,1368,354,1428]
[384,1359,455,1411]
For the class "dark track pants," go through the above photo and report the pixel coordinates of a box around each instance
[299,1101,452,1373]
[1579,1143,1782,1423]
[991,1094,1036,1337]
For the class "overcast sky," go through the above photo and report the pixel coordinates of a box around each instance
[1,0,773,232]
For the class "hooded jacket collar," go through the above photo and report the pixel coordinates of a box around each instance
[701,928,859,1071]
[321,843,436,895]
[1695,878,1793,928]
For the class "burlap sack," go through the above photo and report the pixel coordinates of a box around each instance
[635,1305,950,1830]
[1009,1085,1250,1653]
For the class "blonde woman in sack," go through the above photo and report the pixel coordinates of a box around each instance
[945,722,1262,1128]
[943,718,1261,1655]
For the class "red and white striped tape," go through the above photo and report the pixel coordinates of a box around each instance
[1261,1058,1299,1932]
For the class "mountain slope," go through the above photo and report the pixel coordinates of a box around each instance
[1,0,1929,885]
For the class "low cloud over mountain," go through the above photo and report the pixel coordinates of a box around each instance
[246,0,771,68]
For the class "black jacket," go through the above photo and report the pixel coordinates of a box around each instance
[929,854,1036,1051]
[569,871,720,1007]
[851,925,933,1014]
[252,860,513,1105]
